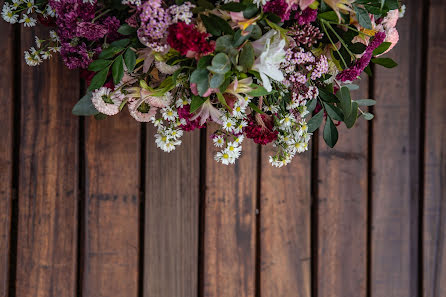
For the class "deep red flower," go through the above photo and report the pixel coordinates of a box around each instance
[178,105,206,131]
[244,114,278,145]
[167,22,215,57]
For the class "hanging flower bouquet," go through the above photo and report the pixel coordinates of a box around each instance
[2,0,404,166]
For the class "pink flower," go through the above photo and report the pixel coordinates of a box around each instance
[286,0,315,10]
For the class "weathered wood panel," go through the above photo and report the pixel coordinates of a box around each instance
[0,21,14,297]
[83,113,140,297]
[423,1,446,296]
[259,148,311,297]
[203,124,258,297]
[371,0,423,295]
[15,27,79,297]
[317,78,368,297]
[144,126,200,297]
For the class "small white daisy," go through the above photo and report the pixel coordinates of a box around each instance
[19,14,37,27]
[213,135,225,147]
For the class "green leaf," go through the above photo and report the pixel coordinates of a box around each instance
[209,14,233,35]
[88,59,113,72]
[318,11,339,22]
[94,113,108,120]
[248,84,270,97]
[207,53,231,74]
[371,57,398,68]
[117,24,136,35]
[344,102,358,128]
[243,4,258,19]
[248,102,264,114]
[323,103,344,121]
[319,89,339,103]
[99,47,121,59]
[216,92,230,110]
[215,35,233,52]
[197,0,214,9]
[201,14,221,36]
[232,27,253,47]
[372,41,392,56]
[239,42,254,71]
[219,2,246,11]
[109,38,130,49]
[349,42,367,54]
[190,68,209,83]
[307,98,318,113]
[323,117,338,148]
[112,55,124,85]
[344,84,359,91]
[190,96,206,113]
[124,49,136,72]
[355,99,376,106]
[308,110,324,133]
[338,86,352,118]
[72,91,99,116]
[197,55,213,69]
[363,112,374,120]
[364,65,373,76]
[88,67,110,91]
[354,6,372,29]
[209,73,225,89]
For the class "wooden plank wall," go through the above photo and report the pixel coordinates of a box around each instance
[1,1,445,296]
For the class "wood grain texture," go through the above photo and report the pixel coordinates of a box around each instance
[259,148,311,297]
[0,21,14,297]
[15,27,79,297]
[203,123,258,297]
[423,1,446,296]
[371,0,423,296]
[317,78,368,297]
[144,126,199,297]
[83,113,140,297]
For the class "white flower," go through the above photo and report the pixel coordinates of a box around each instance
[234,134,245,145]
[226,142,242,159]
[252,30,286,91]
[213,135,225,147]
[35,36,43,48]
[175,97,191,108]
[233,120,248,134]
[2,5,18,24]
[222,117,236,132]
[83,0,96,4]
[298,120,308,137]
[263,104,279,113]
[232,103,246,119]
[19,14,36,27]
[252,0,269,7]
[279,114,295,130]
[155,133,181,152]
[91,87,122,116]
[49,30,59,42]
[24,0,36,14]
[41,51,52,60]
[161,107,178,121]
[45,4,56,17]
[215,150,236,165]
[24,50,41,66]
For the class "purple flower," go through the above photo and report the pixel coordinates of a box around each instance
[60,42,96,69]
[295,8,317,25]
[263,0,291,21]
[76,22,108,40]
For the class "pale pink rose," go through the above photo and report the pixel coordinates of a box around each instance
[378,27,399,56]
[382,9,399,29]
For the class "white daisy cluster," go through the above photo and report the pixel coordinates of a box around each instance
[121,0,142,6]
[213,107,249,165]
[23,31,60,66]
[2,0,55,26]
[153,105,184,152]
[268,95,312,167]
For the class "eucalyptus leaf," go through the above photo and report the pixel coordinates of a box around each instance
[207,53,231,74]
[323,103,344,122]
[354,6,372,29]
[355,99,376,106]
[308,110,324,133]
[239,42,254,71]
[72,92,99,116]
[338,86,352,118]
[209,73,225,89]
[363,112,375,120]
[323,117,338,148]
[344,102,358,128]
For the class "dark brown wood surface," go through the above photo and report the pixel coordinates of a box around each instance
[15,27,79,297]
[83,113,140,297]
[203,123,257,297]
[0,20,14,297]
[259,147,311,297]
[371,0,423,296]
[317,77,368,297]
[0,3,445,297]
[144,126,200,297]
[423,1,446,296]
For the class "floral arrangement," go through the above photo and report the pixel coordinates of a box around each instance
[2,0,404,166]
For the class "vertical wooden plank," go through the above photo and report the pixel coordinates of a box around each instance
[371,0,423,296]
[144,127,199,297]
[83,113,140,297]
[0,21,14,297]
[203,123,258,297]
[259,148,311,297]
[423,1,446,296]
[317,78,368,297]
[16,27,79,297]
